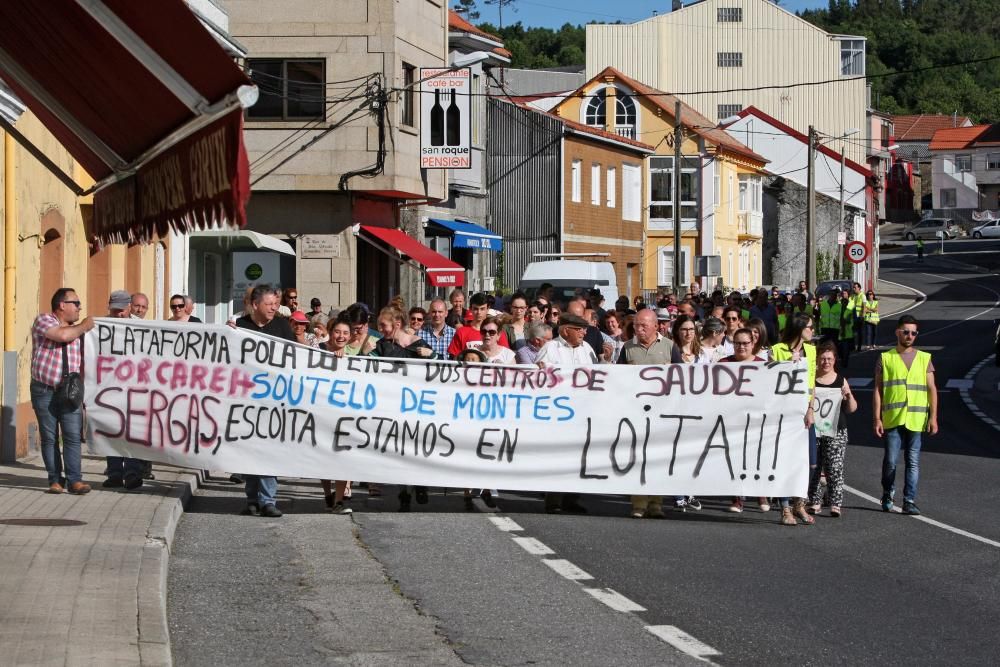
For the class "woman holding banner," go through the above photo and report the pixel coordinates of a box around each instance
[320,318,355,514]
[807,342,857,518]
[770,313,818,526]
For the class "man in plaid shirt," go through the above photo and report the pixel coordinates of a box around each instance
[30,287,95,495]
[418,298,455,359]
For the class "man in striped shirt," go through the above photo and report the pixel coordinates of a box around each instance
[30,288,95,495]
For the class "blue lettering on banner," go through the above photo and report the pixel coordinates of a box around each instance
[401,388,438,415]
[451,392,574,421]
[251,372,376,410]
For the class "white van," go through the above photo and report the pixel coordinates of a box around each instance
[519,260,619,305]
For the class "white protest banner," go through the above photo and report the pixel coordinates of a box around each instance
[811,387,843,438]
[84,320,810,496]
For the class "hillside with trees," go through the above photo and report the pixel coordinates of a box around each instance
[462,0,998,122]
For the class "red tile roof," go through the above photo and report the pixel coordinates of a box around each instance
[564,67,767,165]
[892,114,973,141]
[447,11,511,58]
[928,125,991,150]
[559,116,656,152]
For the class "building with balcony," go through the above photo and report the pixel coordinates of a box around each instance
[929,124,1000,216]
[893,113,973,207]
[548,67,767,292]
[586,0,868,168]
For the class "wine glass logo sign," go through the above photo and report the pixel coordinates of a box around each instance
[420,68,471,169]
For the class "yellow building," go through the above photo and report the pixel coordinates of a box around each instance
[1,110,163,458]
[548,67,767,293]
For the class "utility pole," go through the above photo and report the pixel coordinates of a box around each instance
[806,125,816,290]
[836,146,845,279]
[673,100,683,292]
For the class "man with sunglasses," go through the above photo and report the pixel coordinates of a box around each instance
[873,315,938,515]
[30,288,95,495]
[168,294,201,322]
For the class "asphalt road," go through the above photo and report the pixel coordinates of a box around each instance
[168,255,1000,666]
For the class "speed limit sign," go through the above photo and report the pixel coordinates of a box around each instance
[845,241,867,264]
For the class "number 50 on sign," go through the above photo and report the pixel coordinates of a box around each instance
[845,241,867,264]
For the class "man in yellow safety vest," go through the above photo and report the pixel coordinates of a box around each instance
[873,314,938,515]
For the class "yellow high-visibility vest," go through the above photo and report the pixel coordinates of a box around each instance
[819,300,843,330]
[864,300,880,325]
[771,341,817,397]
[880,349,931,431]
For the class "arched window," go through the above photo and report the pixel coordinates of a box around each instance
[584,90,606,127]
[616,93,636,129]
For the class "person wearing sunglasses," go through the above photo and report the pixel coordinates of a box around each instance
[406,306,426,335]
[478,316,516,364]
[873,315,938,516]
[168,294,201,323]
[30,288,95,496]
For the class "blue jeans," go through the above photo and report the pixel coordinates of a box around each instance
[106,456,144,482]
[882,427,922,503]
[245,475,278,507]
[30,380,83,485]
[863,322,877,347]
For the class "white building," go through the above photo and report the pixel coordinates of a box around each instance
[929,124,1000,212]
[586,0,868,166]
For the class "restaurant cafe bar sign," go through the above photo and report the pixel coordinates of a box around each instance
[91,109,250,244]
[420,67,471,169]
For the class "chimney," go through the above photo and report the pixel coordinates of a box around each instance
[672,0,682,11]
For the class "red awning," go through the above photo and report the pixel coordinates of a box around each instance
[360,226,465,288]
[0,0,254,244]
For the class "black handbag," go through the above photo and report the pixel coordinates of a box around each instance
[56,337,85,409]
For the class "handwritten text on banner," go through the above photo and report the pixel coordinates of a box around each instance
[84,320,810,496]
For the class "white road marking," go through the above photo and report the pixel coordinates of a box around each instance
[583,587,646,612]
[512,536,554,555]
[488,516,523,532]
[646,625,722,659]
[844,485,1000,549]
[915,272,1000,337]
[879,279,927,317]
[947,379,974,390]
[957,355,1000,434]
[542,558,594,580]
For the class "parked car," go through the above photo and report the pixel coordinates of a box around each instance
[902,218,961,240]
[971,219,1000,239]
[815,280,853,299]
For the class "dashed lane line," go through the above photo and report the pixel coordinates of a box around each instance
[542,558,594,581]
[844,485,1000,549]
[958,355,1000,434]
[646,626,722,661]
[488,516,523,532]
[511,536,554,555]
[583,588,646,612]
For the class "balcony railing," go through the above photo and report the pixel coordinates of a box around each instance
[738,211,763,237]
[613,125,636,140]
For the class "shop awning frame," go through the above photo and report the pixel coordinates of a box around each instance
[426,218,503,251]
[0,0,257,244]
[189,229,295,256]
[355,225,465,288]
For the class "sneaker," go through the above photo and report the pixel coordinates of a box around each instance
[728,498,744,513]
[102,477,124,489]
[241,503,260,516]
[674,497,688,512]
[331,502,352,515]
[260,504,283,518]
[758,498,771,512]
[881,494,894,512]
[685,496,702,511]
[902,501,921,516]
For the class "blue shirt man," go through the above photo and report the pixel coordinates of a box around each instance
[418,298,456,359]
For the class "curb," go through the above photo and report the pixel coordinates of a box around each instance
[137,468,203,667]
[877,279,926,318]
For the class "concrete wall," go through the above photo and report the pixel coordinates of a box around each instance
[224,0,447,199]
[763,176,848,290]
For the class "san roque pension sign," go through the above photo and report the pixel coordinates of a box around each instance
[420,67,471,169]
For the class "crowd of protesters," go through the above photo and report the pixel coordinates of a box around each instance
[30,278,935,525]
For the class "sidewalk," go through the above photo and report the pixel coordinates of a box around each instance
[0,455,198,666]
[876,278,924,317]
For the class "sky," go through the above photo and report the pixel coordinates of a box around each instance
[470,0,829,29]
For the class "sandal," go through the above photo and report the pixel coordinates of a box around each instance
[807,503,821,515]
[792,500,815,525]
[830,506,841,518]
[781,507,797,526]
